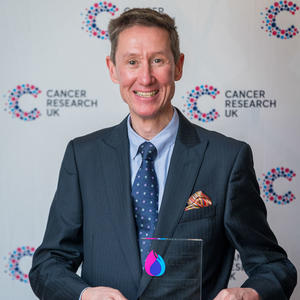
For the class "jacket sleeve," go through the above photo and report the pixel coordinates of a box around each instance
[29,141,89,299]
[224,143,297,300]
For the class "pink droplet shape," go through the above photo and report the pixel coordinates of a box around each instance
[145,250,166,276]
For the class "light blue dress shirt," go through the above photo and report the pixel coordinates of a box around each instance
[127,108,179,210]
[80,109,179,298]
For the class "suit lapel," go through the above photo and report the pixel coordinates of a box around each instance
[137,111,209,297]
[98,117,142,289]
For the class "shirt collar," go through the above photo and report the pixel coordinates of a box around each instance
[127,108,179,159]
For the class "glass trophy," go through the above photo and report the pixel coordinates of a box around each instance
[141,237,203,300]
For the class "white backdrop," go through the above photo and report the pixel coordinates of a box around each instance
[0,0,299,299]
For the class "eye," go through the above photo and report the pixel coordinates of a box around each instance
[128,60,136,65]
[153,58,162,64]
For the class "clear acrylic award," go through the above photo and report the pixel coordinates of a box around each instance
[141,237,203,300]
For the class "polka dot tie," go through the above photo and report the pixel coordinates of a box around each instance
[132,142,159,267]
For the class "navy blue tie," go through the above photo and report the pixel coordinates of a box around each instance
[132,142,159,266]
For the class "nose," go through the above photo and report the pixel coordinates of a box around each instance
[137,62,155,86]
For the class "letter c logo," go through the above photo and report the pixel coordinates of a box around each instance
[261,1,299,39]
[183,84,220,122]
[82,2,119,40]
[261,167,296,204]
[6,84,41,121]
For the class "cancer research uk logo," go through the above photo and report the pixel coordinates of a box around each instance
[260,1,299,39]
[3,84,99,121]
[81,2,119,40]
[260,167,296,205]
[182,85,277,122]
[183,85,220,122]
[4,84,42,121]
[3,246,35,283]
[81,2,166,40]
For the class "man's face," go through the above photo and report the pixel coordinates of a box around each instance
[106,25,184,122]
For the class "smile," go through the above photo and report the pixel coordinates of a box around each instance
[134,90,159,97]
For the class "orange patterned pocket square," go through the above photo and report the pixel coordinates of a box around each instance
[184,191,212,211]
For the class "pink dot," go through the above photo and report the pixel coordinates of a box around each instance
[273,31,277,35]
[94,3,98,7]
[288,1,293,6]
[195,86,200,91]
[209,86,213,90]
[108,3,112,7]
[89,15,93,20]
[274,2,279,7]
[93,31,97,36]
[281,30,285,34]
[269,14,273,19]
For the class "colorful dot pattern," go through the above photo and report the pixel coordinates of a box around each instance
[183,85,220,122]
[260,167,296,205]
[82,2,119,40]
[260,1,299,39]
[4,246,35,283]
[5,84,41,121]
[132,142,159,265]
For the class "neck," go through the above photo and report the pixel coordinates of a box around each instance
[130,108,174,140]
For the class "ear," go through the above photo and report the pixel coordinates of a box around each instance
[174,53,184,81]
[106,56,119,84]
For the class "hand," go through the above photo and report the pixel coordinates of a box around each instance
[213,288,260,300]
[82,286,128,300]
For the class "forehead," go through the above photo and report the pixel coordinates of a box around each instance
[116,25,171,55]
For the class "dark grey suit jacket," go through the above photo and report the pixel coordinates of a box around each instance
[29,110,297,300]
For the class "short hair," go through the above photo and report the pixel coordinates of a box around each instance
[108,8,180,64]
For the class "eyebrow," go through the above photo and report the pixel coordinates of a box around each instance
[121,51,169,59]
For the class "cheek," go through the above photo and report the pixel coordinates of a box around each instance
[118,69,136,87]
[156,67,175,85]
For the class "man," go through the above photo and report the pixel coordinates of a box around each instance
[29,8,297,300]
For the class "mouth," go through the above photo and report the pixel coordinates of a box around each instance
[133,90,159,97]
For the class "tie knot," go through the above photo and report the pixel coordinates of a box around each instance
[138,142,157,161]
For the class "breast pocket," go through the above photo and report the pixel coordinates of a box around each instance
[174,205,216,240]
[179,205,216,223]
